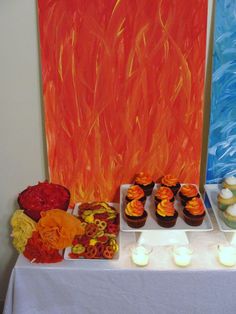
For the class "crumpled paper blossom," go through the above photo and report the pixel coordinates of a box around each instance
[23,231,63,263]
[37,209,85,249]
[10,210,36,252]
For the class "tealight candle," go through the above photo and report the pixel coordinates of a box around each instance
[131,245,152,267]
[217,245,236,267]
[173,245,193,267]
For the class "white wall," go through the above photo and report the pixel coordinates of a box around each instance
[0,0,214,308]
[0,0,46,307]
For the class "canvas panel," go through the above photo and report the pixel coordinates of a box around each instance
[38,0,207,203]
[206,0,236,183]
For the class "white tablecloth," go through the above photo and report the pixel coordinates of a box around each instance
[4,214,236,314]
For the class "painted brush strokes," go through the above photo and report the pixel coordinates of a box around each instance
[207,0,236,183]
[38,0,207,204]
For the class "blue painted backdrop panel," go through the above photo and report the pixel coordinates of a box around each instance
[207,0,236,183]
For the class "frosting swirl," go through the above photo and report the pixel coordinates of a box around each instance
[156,200,175,217]
[226,204,236,216]
[155,187,174,201]
[180,184,198,197]
[161,175,179,186]
[219,188,234,199]
[127,185,145,200]
[185,197,205,216]
[135,172,153,186]
[125,200,144,217]
[224,176,236,185]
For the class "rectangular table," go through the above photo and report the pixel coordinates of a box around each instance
[4,213,236,314]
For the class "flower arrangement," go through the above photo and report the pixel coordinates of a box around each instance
[10,181,119,262]
[10,181,84,263]
[11,208,85,263]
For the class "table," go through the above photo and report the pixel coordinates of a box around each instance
[4,213,236,314]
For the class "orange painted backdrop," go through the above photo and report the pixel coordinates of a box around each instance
[38,0,207,204]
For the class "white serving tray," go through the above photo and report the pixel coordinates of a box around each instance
[204,184,235,232]
[120,184,213,232]
[64,202,120,260]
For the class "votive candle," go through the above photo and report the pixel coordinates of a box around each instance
[131,246,151,267]
[217,245,236,267]
[173,246,193,267]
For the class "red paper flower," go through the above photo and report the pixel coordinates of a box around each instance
[23,231,63,263]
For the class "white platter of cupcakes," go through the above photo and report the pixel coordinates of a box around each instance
[120,173,213,232]
[205,177,236,231]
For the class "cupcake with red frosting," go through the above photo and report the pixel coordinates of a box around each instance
[179,184,200,206]
[183,197,205,226]
[161,175,180,195]
[154,186,174,207]
[126,185,146,204]
[155,200,178,228]
[134,172,154,196]
[124,200,147,228]
[18,181,70,222]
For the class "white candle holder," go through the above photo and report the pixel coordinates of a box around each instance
[131,245,152,267]
[173,245,193,267]
[217,244,236,267]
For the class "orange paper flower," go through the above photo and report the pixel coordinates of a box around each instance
[37,209,85,249]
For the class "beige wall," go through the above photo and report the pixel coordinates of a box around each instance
[0,0,46,306]
[0,0,214,307]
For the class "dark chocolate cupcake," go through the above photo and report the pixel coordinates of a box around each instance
[126,185,146,205]
[183,197,205,226]
[134,172,154,196]
[155,200,178,228]
[179,184,200,206]
[154,186,174,207]
[124,200,147,228]
[161,175,180,195]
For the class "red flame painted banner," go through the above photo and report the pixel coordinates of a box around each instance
[38,0,207,205]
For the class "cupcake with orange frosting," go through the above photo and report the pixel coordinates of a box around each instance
[179,184,200,206]
[154,186,174,207]
[126,185,146,205]
[124,200,147,228]
[155,200,178,228]
[134,172,154,196]
[183,197,205,226]
[161,175,180,195]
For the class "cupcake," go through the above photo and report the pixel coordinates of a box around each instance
[179,184,200,206]
[155,200,178,228]
[18,181,70,221]
[124,200,147,228]
[217,188,235,211]
[223,176,236,196]
[126,185,146,204]
[154,186,174,207]
[222,204,236,228]
[183,197,205,226]
[161,175,180,195]
[134,172,154,196]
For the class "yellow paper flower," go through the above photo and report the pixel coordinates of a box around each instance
[11,210,36,253]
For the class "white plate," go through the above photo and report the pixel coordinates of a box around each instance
[120,184,213,232]
[64,202,120,260]
[204,184,236,232]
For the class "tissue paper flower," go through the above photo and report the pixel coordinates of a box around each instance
[10,210,36,252]
[37,209,85,249]
[23,231,63,263]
